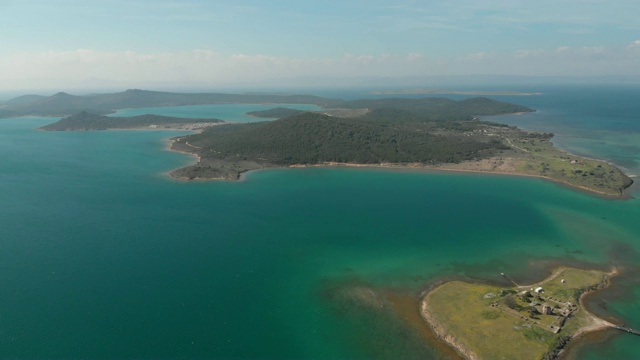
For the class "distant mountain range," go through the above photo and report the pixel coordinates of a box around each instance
[0,89,341,118]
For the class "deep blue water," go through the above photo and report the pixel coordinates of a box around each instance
[1,87,640,358]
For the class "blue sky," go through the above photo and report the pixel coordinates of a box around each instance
[1,0,639,90]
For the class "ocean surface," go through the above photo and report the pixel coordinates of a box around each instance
[1,86,639,358]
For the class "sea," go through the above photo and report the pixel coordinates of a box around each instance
[0,85,639,358]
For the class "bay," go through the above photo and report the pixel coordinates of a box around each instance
[0,92,639,358]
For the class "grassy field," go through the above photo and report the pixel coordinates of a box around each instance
[504,135,632,196]
[432,124,632,197]
[422,268,611,360]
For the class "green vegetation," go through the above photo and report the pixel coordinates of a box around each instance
[170,106,632,197]
[170,111,513,180]
[337,96,533,120]
[246,107,305,119]
[506,137,633,195]
[40,111,224,131]
[422,268,613,360]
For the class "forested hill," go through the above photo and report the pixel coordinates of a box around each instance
[246,107,305,119]
[245,97,533,121]
[40,111,224,131]
[337,97,533,120]
[170,110,517,179]
[1,89,341,117]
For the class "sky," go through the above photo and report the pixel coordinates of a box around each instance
[1,0,640,91]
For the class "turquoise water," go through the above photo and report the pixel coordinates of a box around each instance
[484,85,640,176]
[110,103,323,122]
[1,90,640,358]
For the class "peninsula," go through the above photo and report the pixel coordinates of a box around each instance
[422,267,617,360]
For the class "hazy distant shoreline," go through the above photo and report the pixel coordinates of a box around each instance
[371,89,543,96]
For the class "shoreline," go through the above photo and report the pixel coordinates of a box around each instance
[420,295,479,360]
[311,161,632,199]
[157,110,633,199]
[164,156,633,199]
[420,267,620,360]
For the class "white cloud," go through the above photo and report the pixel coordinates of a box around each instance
[465,52,495,61]
[627,40,640,49]
[407,53,425,61]
[1,44,640,90]
[0,49,443,90]
[513,49,546,59]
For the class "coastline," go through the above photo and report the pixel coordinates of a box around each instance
[573,268,620,338]
[420,267,619,360]
[164,156,632,199]
[293,161,632,199]
[308,159,631,200]
[158,109,633,199]
[420,295,480,360]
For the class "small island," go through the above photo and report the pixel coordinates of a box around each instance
[39,111,226,131]
[421,267,618,360]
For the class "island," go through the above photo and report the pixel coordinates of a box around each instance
[169,108,632,197]
[39,111,225,131]
[421,267,618,360]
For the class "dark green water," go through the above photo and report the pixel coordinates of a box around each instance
[1,88,640,358]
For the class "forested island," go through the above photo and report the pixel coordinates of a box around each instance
[169,106,632,197]
[28,89,632,196]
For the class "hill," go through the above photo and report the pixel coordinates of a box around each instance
[2,94,47,106]
[337,97,533,120]
[246,107,305,119]
[170,111,515,180]
[2,89,341,117]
